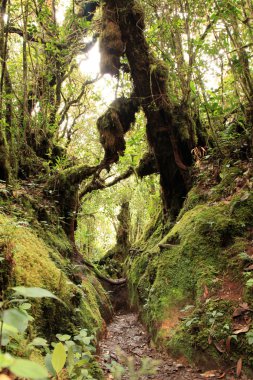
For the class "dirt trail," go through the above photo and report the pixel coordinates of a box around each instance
[98,313,235,380]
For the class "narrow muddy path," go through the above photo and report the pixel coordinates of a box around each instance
[98,313,240,380]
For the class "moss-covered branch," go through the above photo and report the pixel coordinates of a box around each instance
[79,152,158,199]
[82,258,126,285]
[46,164,101,241]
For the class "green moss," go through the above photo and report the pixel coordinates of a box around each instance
[178,186,208,218]
[0,213,109,341]
[89,361,104,380]
[128,190,253,366]
[44,229,72,256]
[210,165,242,201]
[168,299,253,372]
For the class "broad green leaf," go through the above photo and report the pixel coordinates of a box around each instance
[240,192,250,201]
[2,322,18,334]
[12,286,60,300]
[246,279,253,288]
[2,309,29,333]
[51,342,67,374]
[246,331,253,345]
[1,322,19,345]
[27,314,35,322]
[0,352,14,369]
[65,340,75,348]
[56,333,71,341]
[66,346,75,369]
[82,337,92,345]
[1,334,10,346]
[190,81,196,94]
[29,337,48,347]
[44,353,56,376]
[76,358,89,367]
[20,302,32,310]
[10,358,48,379]
[248,336,253,345]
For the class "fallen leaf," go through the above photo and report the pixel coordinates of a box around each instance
[217,373,226,379]
[110,353,118,361]
[239,302,250,310]
[201,370,219,378]
[226,336,232,352]
[246,246,253,255]
[232,305,249,318]
[214,340,226,353]
[240,192,250,201]
[208,335,212,345]
[236,357,242,377]
[243,265,253,272]
[203,285,209,299]
[244,316,252,325]
[233,325,250,334]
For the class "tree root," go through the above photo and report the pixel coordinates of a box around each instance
[79,257,127,285]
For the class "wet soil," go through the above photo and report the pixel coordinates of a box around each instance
[98,313,240,380]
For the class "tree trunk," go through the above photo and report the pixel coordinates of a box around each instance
[104,0,192,219]
[0,0,10,182]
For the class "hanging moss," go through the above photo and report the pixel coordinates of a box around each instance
[97,97,139,163]
[99,8,125,76]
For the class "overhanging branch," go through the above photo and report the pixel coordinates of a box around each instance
[7,26,46,43]
[79,167,134,199]
[79,152,158,199]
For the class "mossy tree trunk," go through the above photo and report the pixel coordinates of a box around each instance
[47,164,100,245]
[104,0,194,219]
[99,202,130,277]
[116,201,130,258]
[0,0,10,183]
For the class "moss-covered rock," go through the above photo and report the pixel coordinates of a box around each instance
[127,190,253,369]
[0,213,111,341]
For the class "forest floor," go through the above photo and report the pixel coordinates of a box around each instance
[98,313,249,380]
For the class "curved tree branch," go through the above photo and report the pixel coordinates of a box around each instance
[59,75,101,126]
[79,151,158,199]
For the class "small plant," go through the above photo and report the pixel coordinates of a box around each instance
[185,317,199,327]
[0,286,59,379]
[45,329,97,379]
[0,352,48,379]
[106,349,160,380]
[246,330,253,345]
[207,310,224,325]
[0,285,99,380]
[246,278,253,288]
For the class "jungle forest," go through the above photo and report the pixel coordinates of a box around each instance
[0,0,252,378]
